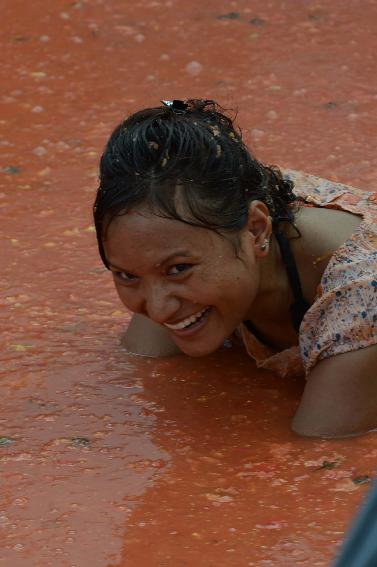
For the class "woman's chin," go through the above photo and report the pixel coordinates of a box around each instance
[167,308,234,357]
[172,335,226,358]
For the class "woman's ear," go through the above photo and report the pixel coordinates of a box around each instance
[247,200,273,258]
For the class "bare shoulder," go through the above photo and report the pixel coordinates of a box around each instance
[289,206,363,303]
[293,205,362,259]
[291,344,377,438]
[121,313,182,357]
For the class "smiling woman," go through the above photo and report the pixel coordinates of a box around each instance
[104,207,262,357]
[93,99,377,439]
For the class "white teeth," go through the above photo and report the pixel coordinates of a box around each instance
[164,307,208,331]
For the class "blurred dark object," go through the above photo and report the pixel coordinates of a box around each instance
[333,480,377,567]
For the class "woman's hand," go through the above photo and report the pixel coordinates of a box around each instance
[121,313,182,357]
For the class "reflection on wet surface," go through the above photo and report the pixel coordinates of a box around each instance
[1,0,377,565]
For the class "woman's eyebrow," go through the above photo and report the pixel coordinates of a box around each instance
[158,250,192,267]
[107,262,130,272]
[107,250,193,272]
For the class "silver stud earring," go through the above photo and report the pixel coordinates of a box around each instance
[260,238,269,251]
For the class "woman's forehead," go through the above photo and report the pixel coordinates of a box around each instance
[104,210,222,268]
[107,209,211,241]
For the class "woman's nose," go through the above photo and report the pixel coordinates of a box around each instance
[142,283,180,324]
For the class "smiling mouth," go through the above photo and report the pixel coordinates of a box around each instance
[163,307,211,331]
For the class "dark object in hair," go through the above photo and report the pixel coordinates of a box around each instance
[93,99,298,267]
[161,99,189,113]
[160,99,217,114]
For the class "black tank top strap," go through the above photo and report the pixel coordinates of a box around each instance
[274,230,310,331]
[243,230,310,337]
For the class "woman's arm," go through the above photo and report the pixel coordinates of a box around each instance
[291,344,377,438]
[121,313,182,357]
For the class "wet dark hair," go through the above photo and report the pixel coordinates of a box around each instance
[94,99,298,267]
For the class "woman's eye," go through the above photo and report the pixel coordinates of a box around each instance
[168,263,192,276]
[114,271,138,283]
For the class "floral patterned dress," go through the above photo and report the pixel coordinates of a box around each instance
[239,169,377,378]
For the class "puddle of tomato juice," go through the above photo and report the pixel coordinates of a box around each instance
[2,0,377,565]
[110,351,377,567]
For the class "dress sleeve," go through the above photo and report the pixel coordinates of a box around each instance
[299,226,377,375]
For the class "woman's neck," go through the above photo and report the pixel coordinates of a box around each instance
[245,232,297,344]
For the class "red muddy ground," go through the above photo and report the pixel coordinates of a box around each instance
[1,1,377,566]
